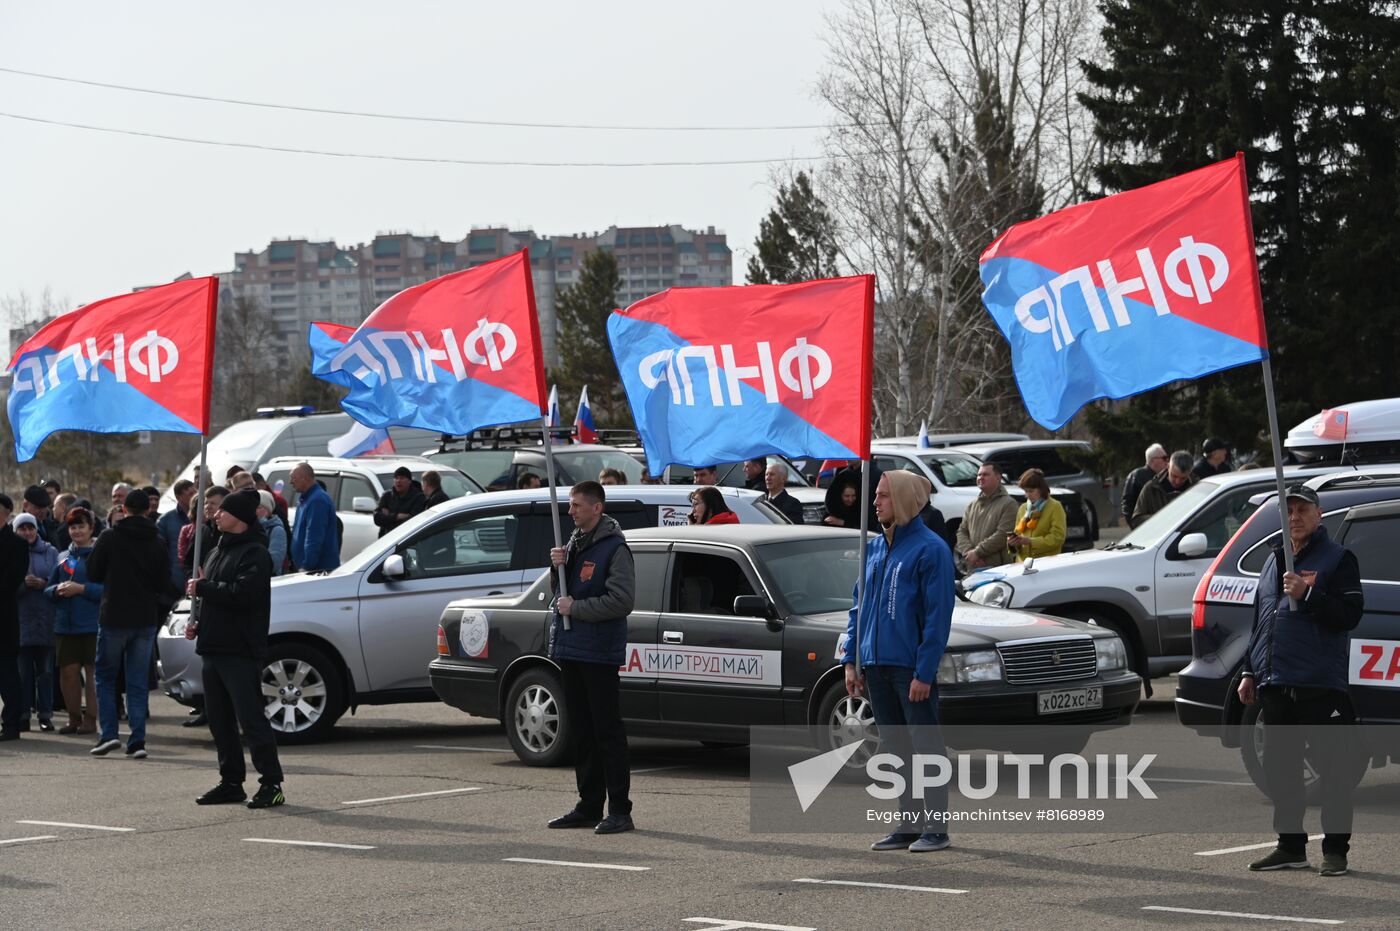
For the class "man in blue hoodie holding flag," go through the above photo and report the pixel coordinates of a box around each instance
[843,470,954,853]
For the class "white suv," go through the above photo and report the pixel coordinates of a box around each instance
[260,455,481,561]
[964,464,1400,679]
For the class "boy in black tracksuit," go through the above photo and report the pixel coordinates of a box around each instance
[184,488,285,809]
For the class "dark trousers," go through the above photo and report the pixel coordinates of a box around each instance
[202,654,283,787]
[1259,686,1362,856]
[0,650,21,734]
[18,645,55,721]
[560,659,630,817]
[864,665,948,835]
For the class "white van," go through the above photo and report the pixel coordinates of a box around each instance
[158,410,442,513]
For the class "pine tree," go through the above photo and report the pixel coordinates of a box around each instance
[745,172,838,285]
[553,248,630,428]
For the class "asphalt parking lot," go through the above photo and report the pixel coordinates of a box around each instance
[4,685,1397,931]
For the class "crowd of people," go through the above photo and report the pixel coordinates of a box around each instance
[0,461,377,809]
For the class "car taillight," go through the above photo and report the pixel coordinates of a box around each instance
[436,624,449,656]
[1191,503,1268,629]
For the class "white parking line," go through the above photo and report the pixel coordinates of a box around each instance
[794,877,967,894]
[1142,906,1342,925]
[16,820,134,833]
[342,787,481,805]
[684,919,816,931]
[504,857,650,872]
[632,765,687,775]
[414,744,513,753]
[244,838,375,850]
[0,835,56,846]
[1149,777,1253,787]
[1194,834,1324,856]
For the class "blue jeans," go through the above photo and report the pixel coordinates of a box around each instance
[864,664,948,836]
[95,626,156,744]
[18,646,55,721]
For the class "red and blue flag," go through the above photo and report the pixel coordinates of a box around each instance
[574,385,597,444]
[309,252,547,436]
[980,155,1268,430]
[6,277,218,462]
[607,275,874,476]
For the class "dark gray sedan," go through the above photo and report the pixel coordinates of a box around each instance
[428,526,1141,765]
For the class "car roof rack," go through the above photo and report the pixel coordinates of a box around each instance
[435,425,638,452]
[1303,470,1400,492]
[254,405,327,418]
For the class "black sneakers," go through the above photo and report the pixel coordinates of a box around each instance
[548,810,601,829]
[1320,853,1349,876]
[594,814,634,835]
[125,742,147,760]
[196,783,248,806]
[1248,847,1309,871]
[248,784,286,809]
[90,737,123,756]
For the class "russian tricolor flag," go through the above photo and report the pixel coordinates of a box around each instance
[574,385,597,444]
[328,420,395,458]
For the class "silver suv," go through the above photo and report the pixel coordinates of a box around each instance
[156,485,787,743]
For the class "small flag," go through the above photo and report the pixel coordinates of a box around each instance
[574,385,597,444]
[818,459,848,486]
[1313,408,1349,441]
[918,419,930,448]
[547,384,562,443]
[327,420,395,458]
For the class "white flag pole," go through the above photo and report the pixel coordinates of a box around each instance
[1261,358,1298,610]
[541,414,571,629]
[854,460,871,679]
[186,435,209,630]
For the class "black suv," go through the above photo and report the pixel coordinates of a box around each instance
[1176,472,1400,785]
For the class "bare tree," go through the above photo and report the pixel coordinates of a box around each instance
[212,294,286,428]
[818,0,1100,434]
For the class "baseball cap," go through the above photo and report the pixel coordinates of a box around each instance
[1284,484,1320,506]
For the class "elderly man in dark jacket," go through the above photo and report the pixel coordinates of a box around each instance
[184,488,285,809]
[86,489,171,758]
[1239,484,1365,877]
[0,495,33,740]
[545,481,637,835]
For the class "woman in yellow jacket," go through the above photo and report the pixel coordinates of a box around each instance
[1007,468,1066,561]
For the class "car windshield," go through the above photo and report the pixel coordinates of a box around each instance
[757,538,861,616]
[914,451,981,487]
[1117,480,1218,548]
[376,470,479,498]
[557,449,645,484]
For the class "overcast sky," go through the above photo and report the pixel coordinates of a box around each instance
[0,1,838,326]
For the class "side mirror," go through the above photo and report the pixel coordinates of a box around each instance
[352,496,377,514]
[1177,532,1209,558]
[733,595,771,618]
[382,554,406,579]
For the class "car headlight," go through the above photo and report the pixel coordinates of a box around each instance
[165,615,190,638]
[937,649,1004,685]
[969,580,1014,608]
[1094,636,1127,671]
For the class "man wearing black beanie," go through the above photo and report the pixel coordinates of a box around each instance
[185,488,284,809]
[86,488,171,758]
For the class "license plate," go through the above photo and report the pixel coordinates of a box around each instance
[1037,686,1102,715]
[1066,526,1087,538]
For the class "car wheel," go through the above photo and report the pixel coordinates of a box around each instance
[261,642,346,745]
[1238,702,1359,804]
[1083,502,1099,540]
[815,681,878,769]
[504,667,571,767]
